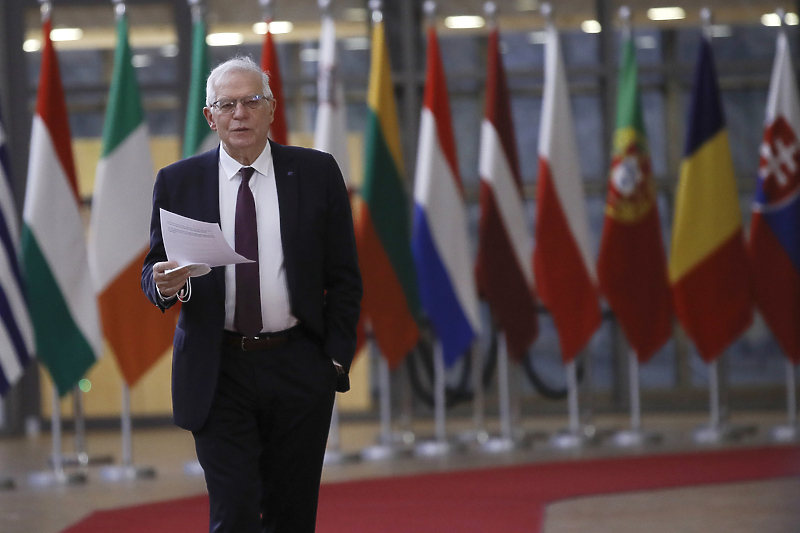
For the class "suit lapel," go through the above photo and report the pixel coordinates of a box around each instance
[197,148,226,291]
[271,141,298,291]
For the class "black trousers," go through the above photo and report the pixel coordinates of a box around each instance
[192,333,337,533]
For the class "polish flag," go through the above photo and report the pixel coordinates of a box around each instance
[533,25,602,363]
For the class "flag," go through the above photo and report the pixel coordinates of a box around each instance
[261,19,288,145]
[412,26,480,368]
[669,37,752,363]
[356,18,420,369]
[314,11,351,182]
[89,13,177,387]
[533,25,601,364]
[183,15,217,158]
[597,35,672,363]
[0,104,35,395]
[748,30,800,364]
[475,26,537,361]
[21,17,103,396]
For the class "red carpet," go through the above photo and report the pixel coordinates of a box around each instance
[61,445,800,533]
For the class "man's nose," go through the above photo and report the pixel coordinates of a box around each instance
[232,101,248,117]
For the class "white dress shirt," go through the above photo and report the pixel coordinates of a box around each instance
[218,143,298,333]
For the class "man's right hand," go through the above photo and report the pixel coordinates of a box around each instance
[153,261,191,299]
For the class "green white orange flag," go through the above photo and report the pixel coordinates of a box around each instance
[356,16,420,368]
[88,11,176,386]
[22,16,103,396]
[669,36,752,362]
[183,13,217,158]
[597,34,672,363]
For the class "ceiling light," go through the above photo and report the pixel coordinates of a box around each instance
[50,28,83,41]
[635,35,658,49]
[344,8,367,22]
[252,21,294,35]
[581,20,602,33]
[528,31,547,45]
[343,37,370,50]
[762,12,799,26]
[206,33,244,47]
[647,7,686,21]
[444,15,485,29]
[132,54,152,68]
[23,39,41,52]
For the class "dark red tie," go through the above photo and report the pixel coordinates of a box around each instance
[234,167,262,336]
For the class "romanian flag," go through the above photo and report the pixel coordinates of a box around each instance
[88,12,176,386]
[748,30,800,364]
[356,17,420,368]
[669,37,752,363]
[533,24,601,364]
[260,19,288,145]
[475,25,537,360]
[22,16,103,395]
[412,25,480,367]
[597,35,672,363]
[183,12,216,158]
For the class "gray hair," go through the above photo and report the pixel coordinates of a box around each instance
[205,56,273,107]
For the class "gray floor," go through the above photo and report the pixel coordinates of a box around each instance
[0,411,798,533]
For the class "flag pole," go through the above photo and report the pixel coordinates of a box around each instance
[771,359,799,442]
[61,386,112,468]
[28,382,85,487]
[482,331,516,452]
[361,340,401,460]
[415,341,452,456]
[100,383,157,480]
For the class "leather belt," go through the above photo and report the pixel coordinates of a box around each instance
[223,325,304,352]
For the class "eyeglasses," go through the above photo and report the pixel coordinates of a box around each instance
[210,94,269,114]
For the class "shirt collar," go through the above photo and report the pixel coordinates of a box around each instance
[219,141,273,181]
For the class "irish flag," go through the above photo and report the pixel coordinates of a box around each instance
[748,30,800,364]
[183,12,216,158]
[412,25,480,367]
[475,25,537,360]
[356,17,420,369]
[533,24,601,364]
[597,34,672,363]
[260,18,288,145]
[88,12,176,386]
[669,36,752,363]
[22,16,102,396]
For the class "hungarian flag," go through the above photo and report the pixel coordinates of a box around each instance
[88,13,177,386]
[183,14,217,158]
[669,37,752,363]
[21,17,103,396]
[748,30,800,364]
[597,35,672,363]
[412,25,480,367]
[314,10,350,183]
[533,25,601,364]
[0,103,34,395]
[356,18,420,369]
[475,26,537,361]
[260,19,288,145]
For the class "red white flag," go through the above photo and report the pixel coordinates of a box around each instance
[261,20,288,145]
[533,25,601,363]
[475,27,537,360]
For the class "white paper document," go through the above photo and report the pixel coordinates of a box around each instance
[159,208,253,277]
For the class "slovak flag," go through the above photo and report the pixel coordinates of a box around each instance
[748,30,800,364]
[412,25,480,367]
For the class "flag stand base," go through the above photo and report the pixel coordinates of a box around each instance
[457,428,490,446]
[99,464,156,482]
[360,444,402,461]
[183,460,204,476]
[323,449,361,466]
[549,425,597,450]
[610,428,662,448]
[692,423,756,445]
[770,424,800,443]
[50,452,114,468]
[414,439,453,457]
[28,469,86,488]
[480,436,516,453]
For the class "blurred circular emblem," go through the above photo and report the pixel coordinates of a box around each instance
[757,116,800,207]
[605,138,655,223]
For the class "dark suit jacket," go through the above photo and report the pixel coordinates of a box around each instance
[142,142,362,432]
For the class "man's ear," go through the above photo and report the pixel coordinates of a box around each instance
[203,107,217,131]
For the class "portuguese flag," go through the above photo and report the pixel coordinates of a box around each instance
[597,35,672,363]
[356,18,420,369]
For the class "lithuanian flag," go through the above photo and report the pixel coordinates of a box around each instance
[356,17,420,369]
[669,37,752,362]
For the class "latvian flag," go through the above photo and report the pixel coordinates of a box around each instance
[748,30,800,364]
